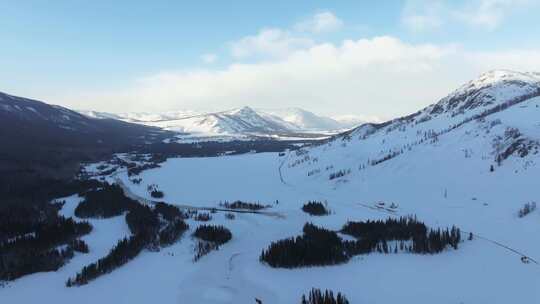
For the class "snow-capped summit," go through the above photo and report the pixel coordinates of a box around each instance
[287,70,540,188]
[431,69,540,116]
[80,106,367,138]
[260,107,347,131]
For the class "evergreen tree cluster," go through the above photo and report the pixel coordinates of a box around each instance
[302,201,330,216]
[341,216,461,254]
[518,202,537,218]
[260,223,350,268]
[301,288,350,304]
[192,225,232,261]
[68,194,189,286]
[70,239,89,253]
[154,202,188,221]
[220,200,269,210]
[74,184,138,218]
[0,177,107,282]
[193,241,220,262]
[329,169,351,180]
[147,184,164,199]
[193,225,232,245]
[66,234,146,287]
[193,212,212,221]
[127,162,160,177]
[261,217,463,269]
[159,219,189,247]
[0,215,92,281]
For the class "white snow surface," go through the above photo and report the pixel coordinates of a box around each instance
[3,70,540,303]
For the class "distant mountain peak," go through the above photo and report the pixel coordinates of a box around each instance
[78,106,367,137]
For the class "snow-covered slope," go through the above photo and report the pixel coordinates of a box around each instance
[258,107,349,131]
[284,69,540,194]
[5,70,540,304]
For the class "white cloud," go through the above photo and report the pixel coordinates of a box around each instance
[229,11,343,59]
[230,28,314,59]
[294,11,344,33]
[452,0,525,30]
[60,36,540,118]
[401,1,445,31]
[402,0,534,31]
[200,53,217,64]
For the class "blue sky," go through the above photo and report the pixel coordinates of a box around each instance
[1,0,540,119]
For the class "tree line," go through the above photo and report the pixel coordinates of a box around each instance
[301,288,349,304]
[260,216,463,268]
[220,200,269,211]
[341,216,461,255]
[67,188,189,286]
[260,223,349,268]
[0,214,92,281]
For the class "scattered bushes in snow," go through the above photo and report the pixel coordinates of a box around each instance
[329,169,351,180]
[147,184,164,199]
[518,202,537,218]
[220,200,269,211]
[130,178,142,185]
[369,150,403,166]
[302,201,330,216]
[193,212,212,222]
[193,241,220,262]
[301,288,350,304]
[127,162,160,177]
[146,184,165,198]
[225,213,236,220]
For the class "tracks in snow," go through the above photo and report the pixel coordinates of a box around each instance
[355,202,540,266]
[115,176,286,219]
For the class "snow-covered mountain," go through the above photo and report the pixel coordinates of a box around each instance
[5,70,540,304]
[285,69,540,186]
[80,106,364,137]
[259,107,347,131]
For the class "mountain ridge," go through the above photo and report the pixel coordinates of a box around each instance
[79,106,366,137]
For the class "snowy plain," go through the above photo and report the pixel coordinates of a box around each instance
[2,146,539,303]
[3,70,540,303]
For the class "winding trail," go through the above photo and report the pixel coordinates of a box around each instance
[114,176,286,219]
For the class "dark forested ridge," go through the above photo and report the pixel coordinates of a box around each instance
[0,207,92,281]
[75,184,138,218]
[0,91,306,284]
[67,187,189,286]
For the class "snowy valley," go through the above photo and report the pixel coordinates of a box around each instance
[2,70,540,304]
